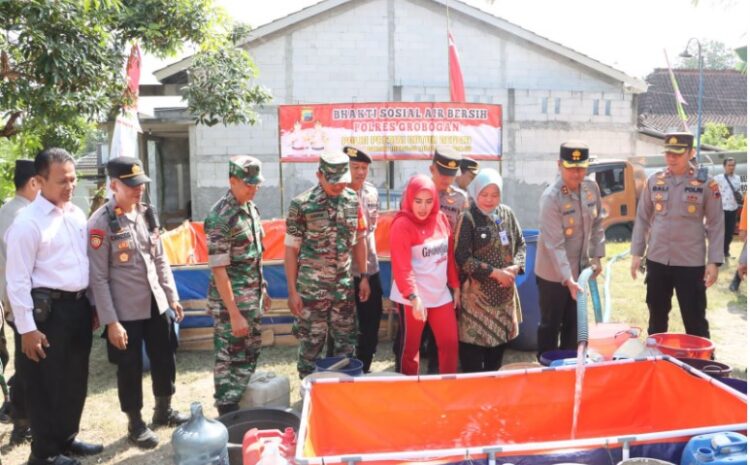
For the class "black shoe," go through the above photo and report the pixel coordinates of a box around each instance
[10,423,32,446]
[128,422,159,449]
[152,407,189,427]
[27,453,82,465]
[0,400,11,423]
[216,403,239,417]
[64,440,104,456]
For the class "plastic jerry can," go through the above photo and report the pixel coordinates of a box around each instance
[172,402,230,465]
[239,372,291,409]
[681,431,747,465]
[243,427,297,465]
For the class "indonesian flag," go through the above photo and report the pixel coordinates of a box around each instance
[448,32,465,102]
[110,44,142,160]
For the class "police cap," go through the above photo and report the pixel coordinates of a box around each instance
[107,157,151,187]
[433,146,462,176]
[343,146,372,164]
[664,132,694,155]
[559,141,590,168]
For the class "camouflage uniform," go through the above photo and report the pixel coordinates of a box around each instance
[286,154,365,377]
[206,156,266,406]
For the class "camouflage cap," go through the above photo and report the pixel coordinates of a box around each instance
[229,155,264,185]
[319,152,352,183]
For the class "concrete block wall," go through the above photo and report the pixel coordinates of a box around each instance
[188,0,641,226]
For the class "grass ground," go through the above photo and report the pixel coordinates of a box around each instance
[0,241,746,464]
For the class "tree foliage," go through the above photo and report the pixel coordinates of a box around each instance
[0,0,271,157]
[701,122,747,151]
[676,39,740,70]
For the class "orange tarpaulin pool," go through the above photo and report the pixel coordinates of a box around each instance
[160,212,398,266]
[298,359,747,464]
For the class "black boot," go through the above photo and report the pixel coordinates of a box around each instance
[9,417,32,446]
[152,396,189,427]
[127,411,159,449]
[729,272,741,292]
[216,403,239,417]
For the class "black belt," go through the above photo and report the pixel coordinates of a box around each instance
[34,288,87,301]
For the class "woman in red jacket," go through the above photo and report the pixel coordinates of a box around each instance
[390,175,459,375]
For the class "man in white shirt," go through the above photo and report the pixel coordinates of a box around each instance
[0,159,38,444]
[5,148,103,465]
[714,157,743,259]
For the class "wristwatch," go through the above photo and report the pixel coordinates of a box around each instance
[407,293,418,301]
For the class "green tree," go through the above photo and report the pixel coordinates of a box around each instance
[0,0,271,157]
[701,122,747,151]
[676,39,740,70]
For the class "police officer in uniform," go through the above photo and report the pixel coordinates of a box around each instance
[284,153,370,378]
[205,156,270,416]
[630,133,724,337]
[430,146,469,230]
[455,157,479,191]
[344,146,383,373]
[535,142,605,356]
[88,157,187,448]
[0,159,37,443]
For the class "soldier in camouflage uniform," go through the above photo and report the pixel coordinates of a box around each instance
[205,156,270,416]
[284,153,370,378]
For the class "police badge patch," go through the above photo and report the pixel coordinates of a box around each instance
[89,229,105,250]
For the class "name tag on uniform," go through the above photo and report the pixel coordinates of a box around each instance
[499,230,510,246]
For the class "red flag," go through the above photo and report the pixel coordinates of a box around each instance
[125,44,141,107]
[448,32,465,102]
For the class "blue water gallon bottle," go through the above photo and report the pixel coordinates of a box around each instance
[173,402,230,465]
[681,431,747,465]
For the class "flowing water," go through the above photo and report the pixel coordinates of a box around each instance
[571,341,587,439]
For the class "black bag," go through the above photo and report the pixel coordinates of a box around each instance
[725,174,744,205]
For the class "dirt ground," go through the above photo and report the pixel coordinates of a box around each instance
[0,242,746,464]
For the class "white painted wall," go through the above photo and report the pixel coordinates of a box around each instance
[188,0,640,227]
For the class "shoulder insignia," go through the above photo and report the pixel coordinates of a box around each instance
[89,228,105,250]
[709,180,721,198]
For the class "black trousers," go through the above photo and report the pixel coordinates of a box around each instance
[106,297,176,413]
[459,341,506,372]
[724,208,739,256]
[536,276,578,356]
[354,273,384,373]
[9,321,28,421]
[21,295,92,459]
[646,260,709,338]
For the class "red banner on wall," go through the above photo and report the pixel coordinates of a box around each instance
[278,102,502,162]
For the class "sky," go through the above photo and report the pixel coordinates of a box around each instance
[142,0,748,82]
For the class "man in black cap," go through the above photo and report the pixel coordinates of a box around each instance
[343,146,383,373]
[429,146,469,231]
[88,156,187,448]
[6,148,102,465]
[0,159,38,443]
[455,157,479,191]
[535,141,605,357]
[630,132,724,337]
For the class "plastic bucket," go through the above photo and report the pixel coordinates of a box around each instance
[650,333,714,360]
[718,377,748,394]
[509,229,540,351]
[314,356,363,376]
[588,323,638,360]
[539,350,578,367]
[677,358,732,378]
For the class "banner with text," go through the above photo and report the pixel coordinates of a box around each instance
[278,102,502,162]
